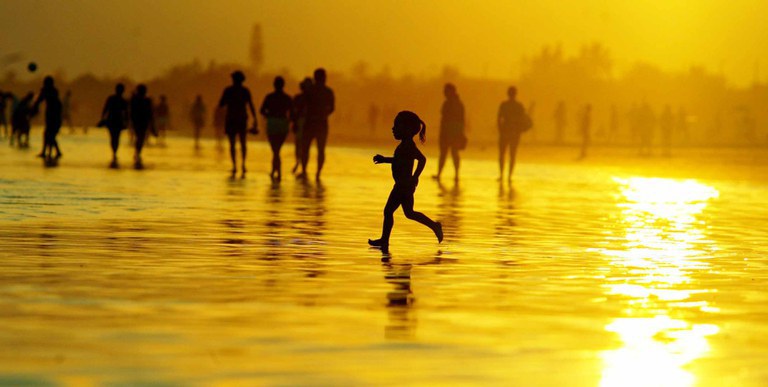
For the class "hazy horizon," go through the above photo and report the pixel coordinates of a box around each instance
[1,0,766,86]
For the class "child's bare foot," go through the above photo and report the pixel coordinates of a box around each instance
[368,238,389,252]
[368,239,383,247]
[435,222,443,243]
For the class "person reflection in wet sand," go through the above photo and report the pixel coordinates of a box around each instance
[218,70,257,178]
[369,111,443,253]
[383,261,415,339]
[497,86,532,182]
[260,76,293,182]
[291,78,312,176]
[437,180,461,243]
[101,83,128,168]
[130,84,154,169]
[301,68,334,181]
[434,83,465,182]
[33,76,63,161]
[190,95,206,150]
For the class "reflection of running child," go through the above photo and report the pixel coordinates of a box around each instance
[369,111,443,253]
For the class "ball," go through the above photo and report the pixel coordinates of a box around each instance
[27,62,37,72]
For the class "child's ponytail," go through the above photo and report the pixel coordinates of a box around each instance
[418,119,426,144]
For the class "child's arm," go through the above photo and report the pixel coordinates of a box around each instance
[412,148,427,179]
[373,154,393,164]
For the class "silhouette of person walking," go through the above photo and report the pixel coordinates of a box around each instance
[369,111,443,253]
[0,91,10,139]
[435,83,465,181]
[579,104,592,159]
[130,84,154,168]
[218,70,257,177]
[190,95,206,149]
[33,76,63,160]
[260,76,293,182]
[291,77,312,176]
[11,92,34,148]
[497,86,531,181]
[101,83,129,168]
[301,68,335,181]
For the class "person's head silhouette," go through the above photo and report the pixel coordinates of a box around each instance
[136,84,147,97]
[444,83,457,99]
[314,68,326,86]
[231,71,245,85]
[393,110,426,143]
[273,76,285,92]
[116,83,125,96]
[507,86,517,100]
[43,76,54,89]
[300,77,312,92]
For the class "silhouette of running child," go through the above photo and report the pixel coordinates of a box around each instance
[369,111,443,253]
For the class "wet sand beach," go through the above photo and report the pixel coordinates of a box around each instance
[1,131,767,385]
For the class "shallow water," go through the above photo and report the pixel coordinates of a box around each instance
[1,131,768,386]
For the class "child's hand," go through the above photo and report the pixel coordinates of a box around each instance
[411,176,419,187]
[373,154,384,164]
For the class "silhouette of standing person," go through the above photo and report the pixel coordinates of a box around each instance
[130,84,154,168]
[218,70,257,177]
[579,104,592,159]
[497,86,531,181]
[190,95,206,149]
[0,91,10,139]
[369,111,443,253]
[155,95,170,147]
[291,77,312,176]
[11,92,34,148]
[301,68,334,181]
[434,83,465,182]
[260,76,293,182]
[554,101,566,144]
[33,76,63,160]
[101,83,129,168]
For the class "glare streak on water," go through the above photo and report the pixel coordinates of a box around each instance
[1,132,768,385]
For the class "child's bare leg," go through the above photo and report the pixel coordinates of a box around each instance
[402,194,443,242]
[369,189,401,250]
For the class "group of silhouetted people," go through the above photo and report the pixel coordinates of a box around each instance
[432,83,533,182]
[218,68,335,181]
[0,77,65,162]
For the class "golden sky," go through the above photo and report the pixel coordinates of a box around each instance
[1,0,765,86]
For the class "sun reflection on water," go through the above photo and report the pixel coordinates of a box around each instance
[600,177,720,387]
